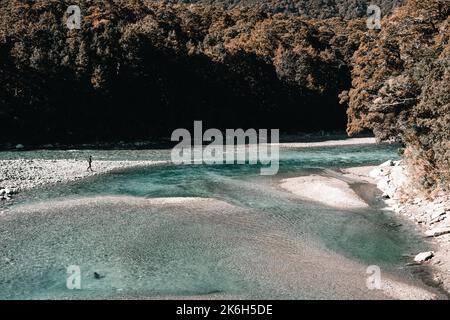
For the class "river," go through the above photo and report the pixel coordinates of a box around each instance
[0,143,440,299]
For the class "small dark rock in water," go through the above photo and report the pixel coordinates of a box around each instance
[94,272,105,279]
[387,222,402,229]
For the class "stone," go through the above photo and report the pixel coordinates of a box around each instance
[380,160,394,167]
[431,209,446,220]
[393,160,402,166]
[414,251,434,263]
[425,227,450,238]
[430,215,446,225]
[369,168,382,178]
[15,144,24,149]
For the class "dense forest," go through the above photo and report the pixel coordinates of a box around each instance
[0,0,448,193]
[344,0,450,194]
[169,0,404,19]
[0,0,370,144]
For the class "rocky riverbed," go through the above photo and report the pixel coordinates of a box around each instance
[362,160,450,294]
[0,159,167,200]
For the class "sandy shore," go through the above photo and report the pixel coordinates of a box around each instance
[277,137,376,148]
[0,159,167,195]
[280,175,369,209]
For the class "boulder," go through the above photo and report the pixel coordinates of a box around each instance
[381,193,390,200]
[414,251,434,263]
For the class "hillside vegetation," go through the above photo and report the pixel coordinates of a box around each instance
[0,0,367,143]
[169,0,404,19]
[345,0,450,195]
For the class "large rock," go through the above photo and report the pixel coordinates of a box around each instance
[414,251,434,263]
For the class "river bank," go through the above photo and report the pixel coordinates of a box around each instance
[0,137,375,200]
[361,161,450,294]
[279,165,450,299]
[0,159,167,199]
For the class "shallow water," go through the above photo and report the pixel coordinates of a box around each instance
[0,144,437,299]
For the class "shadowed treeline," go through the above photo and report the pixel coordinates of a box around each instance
[0,0,371,144]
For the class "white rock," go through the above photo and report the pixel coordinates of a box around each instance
[380,160,394,167]
[369,168,380,178]
[15,144,24,149]
[414,251,434,263]
[431,209,446,220]
[430,215,446,225]
[425,227,450,238]
[390,166,409,187]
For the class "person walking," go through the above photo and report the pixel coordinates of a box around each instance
[87,155,93,172]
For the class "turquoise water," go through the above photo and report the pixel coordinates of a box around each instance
[0,144,436,299]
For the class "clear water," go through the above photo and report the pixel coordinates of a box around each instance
[0,144,436,299]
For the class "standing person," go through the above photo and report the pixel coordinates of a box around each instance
[87,155,93,172]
